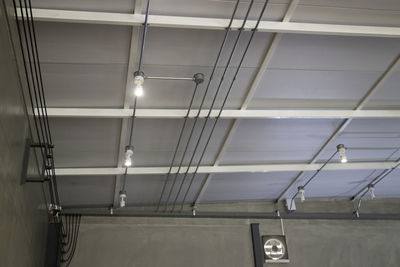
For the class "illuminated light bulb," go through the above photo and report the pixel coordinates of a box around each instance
[133,71,145,97]
[337,144,348,163]
[298,186,305,202]
[124,146,134,167]
[119,191,127,208]
[368,184,375,200]
[134,84,144,97]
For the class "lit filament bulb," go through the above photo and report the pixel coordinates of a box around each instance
[337,144,348,163]
[133,71,145,97]
[124,146,134,167]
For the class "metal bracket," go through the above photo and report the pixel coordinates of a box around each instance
[21,138,52,185]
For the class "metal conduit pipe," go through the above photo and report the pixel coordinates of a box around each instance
[60,210,400,221]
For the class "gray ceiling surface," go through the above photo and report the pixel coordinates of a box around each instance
[31,0,400,208]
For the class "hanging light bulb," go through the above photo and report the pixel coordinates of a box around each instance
[119,191,127,208]
[124,145,134,167]
[337,144,348,163]
[298,186,305,202]
[133,71,145,97]
[368,184,375,200]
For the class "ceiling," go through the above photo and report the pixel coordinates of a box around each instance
[31,0,400,208]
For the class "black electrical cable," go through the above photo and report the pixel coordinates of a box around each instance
[170,0,257,212]
[160,0,241,212]
[13,0,55,204]
[289,151,338,211]
[63,215,77,258]
[138,0,151,71]
[355,158,400,201]
[177,0,271,212]
[121,97,138,193]
[155,82,200,211]
[24,0,60,206]
[14,0,60,206]
[65,215,81,267]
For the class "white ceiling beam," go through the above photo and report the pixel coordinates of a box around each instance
[25,8,400,38]
[44,108,400,119]
[55,161,398,176]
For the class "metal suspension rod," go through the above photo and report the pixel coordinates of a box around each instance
[170,0,257,212]
[155,82,200,211]
[138,0,151,71]
[289,151,338,211]
[168,0,254,212]
[145,76,194,81]
[177,0,270,212]
[160,0,241,212]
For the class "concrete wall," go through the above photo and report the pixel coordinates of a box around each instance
[69,213,400,267]
[0,1,49,266]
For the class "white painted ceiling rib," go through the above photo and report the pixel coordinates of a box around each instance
[31,0,400,207]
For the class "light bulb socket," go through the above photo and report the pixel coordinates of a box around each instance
[125,145,134,153]
[336,144,346,153]
[193,73,205,85]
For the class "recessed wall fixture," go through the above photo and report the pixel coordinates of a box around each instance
[134,71,145,97]
[368,184,376,199]
[337,144,348,163]
[124,145,134,167]
[298,186,305,202]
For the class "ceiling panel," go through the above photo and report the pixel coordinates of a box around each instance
[221,119,343,164]
[143,28,273,68]
[201,172,296,202]
[42,63,126,108]
[58,175,115,207]
[36,22,131,64]
[126,118,233,166]
[125,173,207,205]
[250,69,382,108]
[371,169,400,198]
[269,34,400,72]
[31,0,134,13]
[149,0,289,20]
[50,118,121,167]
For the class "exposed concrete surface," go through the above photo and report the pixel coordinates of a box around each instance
[69,208,400,267]
[0,1,48,266]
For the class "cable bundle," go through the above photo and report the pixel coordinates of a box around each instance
[60,214,82,266]
[12,0,60,206]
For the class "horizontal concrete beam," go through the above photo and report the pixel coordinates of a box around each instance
[25,9,400,38]
[44,108,400,119]
[55,161,396,176]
